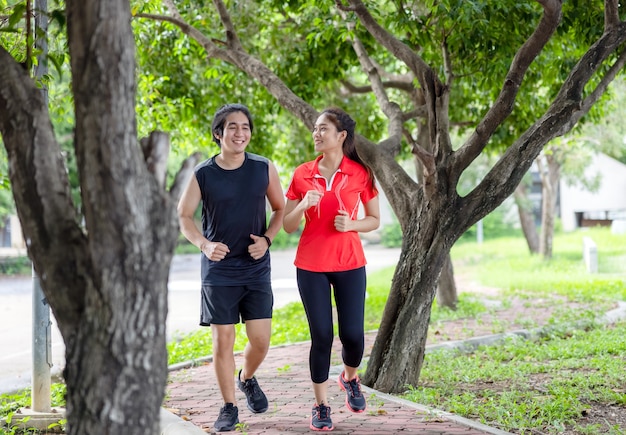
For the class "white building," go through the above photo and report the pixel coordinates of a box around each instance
[559,152,626,231]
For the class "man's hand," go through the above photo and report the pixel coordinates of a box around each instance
[248,234,269,260]
[201,241,230,261]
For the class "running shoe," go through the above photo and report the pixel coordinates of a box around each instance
[237,369,269,413]
[310,403,334,431]
[214,403,239,432]
[337,371,366,413]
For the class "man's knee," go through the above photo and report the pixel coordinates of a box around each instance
[245,319,271,349]
[212,326,236,352]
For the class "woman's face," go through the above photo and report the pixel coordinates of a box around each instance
[312,114,346,153]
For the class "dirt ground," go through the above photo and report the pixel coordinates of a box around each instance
[424,279,626,435]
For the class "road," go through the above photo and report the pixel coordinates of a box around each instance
[0,245,400,394]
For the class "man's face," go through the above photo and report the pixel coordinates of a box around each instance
[217,111,251,154]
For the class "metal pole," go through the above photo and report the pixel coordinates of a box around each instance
[31,268,51,412]
[32,0,51,413]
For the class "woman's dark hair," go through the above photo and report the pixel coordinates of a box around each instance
[211,103,254,146]
[320,107,376,188]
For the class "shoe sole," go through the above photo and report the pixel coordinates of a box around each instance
[247,403,268,414]
[337,375,366,413]
[310,421,334,431]
[214,419,239,432]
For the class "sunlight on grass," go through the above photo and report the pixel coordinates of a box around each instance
[451,228,626,302]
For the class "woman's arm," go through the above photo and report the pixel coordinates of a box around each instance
[283,190,322,233]
[334,196,380,233]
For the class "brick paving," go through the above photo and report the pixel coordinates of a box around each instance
[164,332,510,434]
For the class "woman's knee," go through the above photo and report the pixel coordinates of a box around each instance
[310,327,334,349]
[339,329,364,351]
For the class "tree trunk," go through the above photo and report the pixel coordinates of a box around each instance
[0,1,198,432]
[437,255,458,310]
[362,214,451,392]
[413,117,458,309]
[537,152,561,259]
[514,180,540,254]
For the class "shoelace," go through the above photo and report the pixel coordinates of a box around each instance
[346,377,363,398]
[243,378,262,399]
[316,404,330,420]
[334,173,348,214]
[220,405,236,418]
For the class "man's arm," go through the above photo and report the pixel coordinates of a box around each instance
[264,160,285,242]
[177,175,229,261]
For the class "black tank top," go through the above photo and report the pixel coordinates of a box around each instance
[195,152,271,285]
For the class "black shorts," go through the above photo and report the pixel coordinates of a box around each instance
[200,282,273,326]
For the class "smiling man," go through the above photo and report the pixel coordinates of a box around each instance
[177,103,285,432]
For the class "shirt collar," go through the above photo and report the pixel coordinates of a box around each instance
[304,155,355,179]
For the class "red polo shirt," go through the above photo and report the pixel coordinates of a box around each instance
[286,155,378,272]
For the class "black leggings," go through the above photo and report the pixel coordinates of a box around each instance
[297,267,366,383]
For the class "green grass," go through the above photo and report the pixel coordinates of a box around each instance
[0,385,66,434]
[405,227,626,434]
[404,322,626,434]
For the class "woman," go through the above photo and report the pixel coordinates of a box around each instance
[283,107,380,431]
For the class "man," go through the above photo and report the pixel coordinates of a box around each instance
[177,103,285,432]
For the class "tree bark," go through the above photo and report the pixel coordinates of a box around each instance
[538,151,561,259]
[437,256,458,310]
[514,180,540,254]
[0,1,198,432]
[413,113,458,309]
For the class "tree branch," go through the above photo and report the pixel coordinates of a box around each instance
[134,11,231,61]
[576,45,626,123]
[341,79,415,93]
[452,0,562,175]
[462,21,626,231]
[604,0,620,29]
[212,0,244,50]
[404,129,435,176]
[142,1,318,129]
[169,152,203,202]
[341,0,436,97]
[0,46,88,334]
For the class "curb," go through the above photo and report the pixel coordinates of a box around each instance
[160,408,206,435]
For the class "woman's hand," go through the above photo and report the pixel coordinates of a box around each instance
[302,189,323,210]
[334,210,352,232]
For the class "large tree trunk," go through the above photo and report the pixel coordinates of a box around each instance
[514,180,540,254]
[362,221,449,392]
[413,116,458,309]
[0,1,196,432]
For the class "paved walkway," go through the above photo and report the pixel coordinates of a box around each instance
[163,331,511,435]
